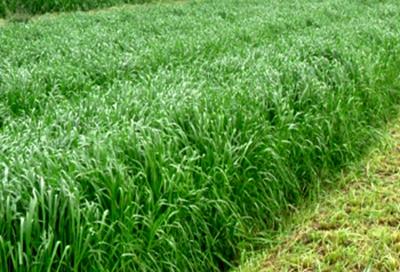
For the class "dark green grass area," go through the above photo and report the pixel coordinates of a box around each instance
[0,0,154,18]
[0,0,400,271]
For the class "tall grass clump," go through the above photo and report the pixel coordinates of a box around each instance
[0,0,400,271]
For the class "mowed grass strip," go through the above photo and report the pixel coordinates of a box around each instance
[0,0,400,271]
[240,119,400,272]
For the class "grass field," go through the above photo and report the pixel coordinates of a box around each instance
[0,0,155,17]
[239,118,400,271]
[0,0,400,271]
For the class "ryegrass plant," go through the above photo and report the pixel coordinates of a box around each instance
[0,0,400,271]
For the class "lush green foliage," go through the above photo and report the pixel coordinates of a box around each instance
[240,122,400,271]
[0,0,152,17]
[0,0,399,271]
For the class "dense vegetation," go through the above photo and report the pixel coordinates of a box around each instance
[0,0,399,271]
[0,0,153,17]
[240,122,400,271]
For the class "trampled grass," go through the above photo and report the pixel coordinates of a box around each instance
[0,0,400,271]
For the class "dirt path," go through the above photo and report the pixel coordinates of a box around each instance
[240,120,400,271]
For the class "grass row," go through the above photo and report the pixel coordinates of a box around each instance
[239,119,400,271]
[0,0,155,17]
[0,0,400,271]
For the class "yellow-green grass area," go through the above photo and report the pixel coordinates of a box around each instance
[239,119,400,271]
